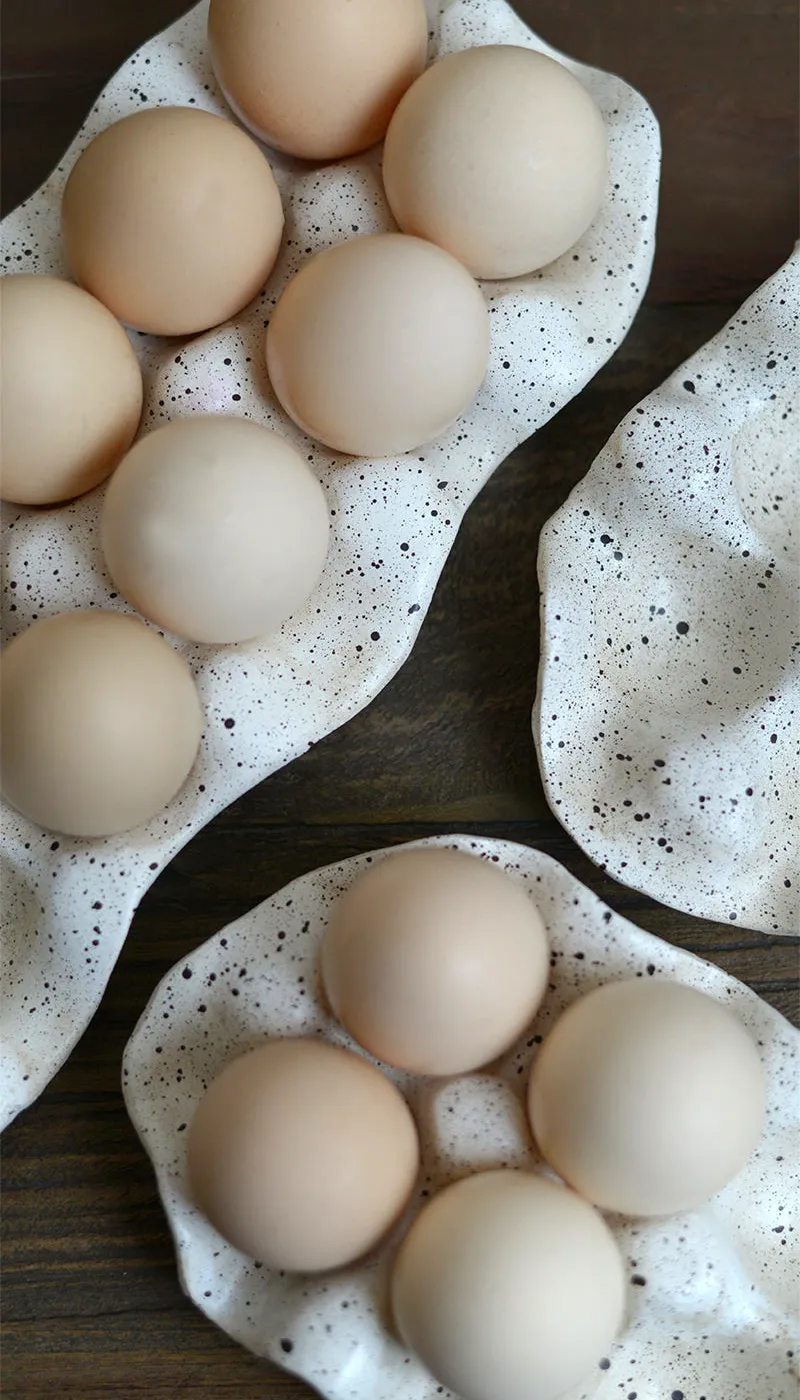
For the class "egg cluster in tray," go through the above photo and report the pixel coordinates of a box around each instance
[125,836,799,1400]
[0,0,659,1124]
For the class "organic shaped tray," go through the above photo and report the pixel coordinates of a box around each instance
[0,0,660,1127]
[534,247,799,936]
[123,834,800,1400]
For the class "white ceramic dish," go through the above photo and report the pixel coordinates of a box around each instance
[123,834,800,1400]
[0,0,660,1129]
[534,248,800,936]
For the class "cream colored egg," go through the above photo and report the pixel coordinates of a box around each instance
[101,416,329,644]
[61,107,284,336]
[383,45,608,279]
[208,0,428,160]
[187,1038,419,1272]
[392,1170,626,1400]
[266,234,490,457]
[0,275,143,506]
[528,978,766,1216]
[320,847,548,1076]
[0,611,202,837]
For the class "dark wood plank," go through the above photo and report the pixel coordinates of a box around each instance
[1,3,798,1397]
[1,0,192,72]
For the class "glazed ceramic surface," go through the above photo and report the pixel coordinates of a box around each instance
[0,0,660,1127]
[535,248,800,936]
[123,834,800,1400]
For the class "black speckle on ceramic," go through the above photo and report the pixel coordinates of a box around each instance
[535,248,800,936]
[122,835,800,1399]
[0,0,661,1127]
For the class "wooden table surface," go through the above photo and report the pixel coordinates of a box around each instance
[2,2,798,1396]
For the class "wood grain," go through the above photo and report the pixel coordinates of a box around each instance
[1,3,798,1397]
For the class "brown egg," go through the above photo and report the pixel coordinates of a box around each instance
[383,45,608,279]
[266,234,490,457]
[187,1038,420,1272]
[208,0,428,160]
[0,611,202,837]
[61,107,284,336]
[528,978,766,1216]
[391,1170,626,1400]
[320,847,548,1076]
[0,275,142,506]
[101,417,330,644]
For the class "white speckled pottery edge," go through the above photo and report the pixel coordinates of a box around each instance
[122,834,799,1400]
[0,0,661,1129]
[534,249,800,937]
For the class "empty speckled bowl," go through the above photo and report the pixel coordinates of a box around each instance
[0,0,660,1129]
[534,248,800,937]
[122,834,800,1400]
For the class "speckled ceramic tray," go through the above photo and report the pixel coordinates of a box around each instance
[534,248,800,937]
[123,834,799,1400]
[0,0,661,1129]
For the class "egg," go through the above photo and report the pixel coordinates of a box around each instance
[101,417,329,644]
[391,1170,626,1400]
[0,274,143,506]
[266,234,490,457]
[0,611,202,837]
[527,978,766,1216]
[187,1038,419,1272]
[208,0,428,160]
[320,847,548,1076]
[61,107,284,336]
[382,45,608,279]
